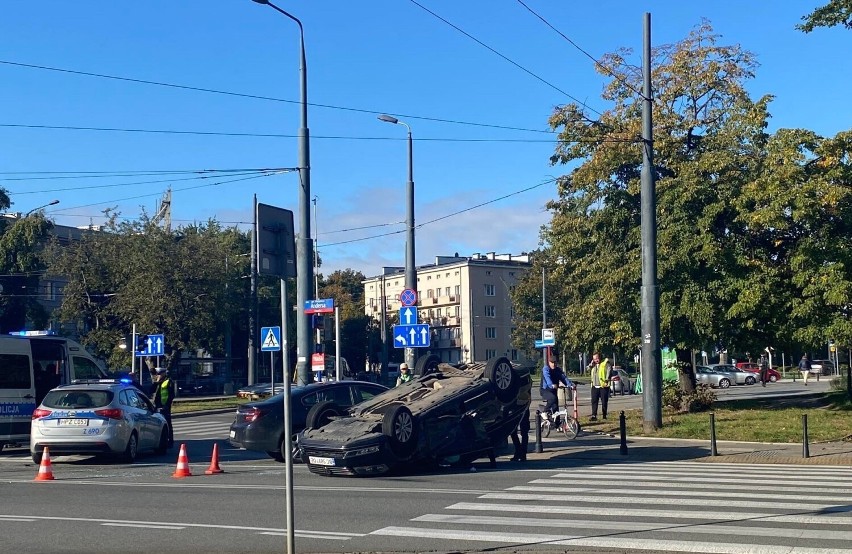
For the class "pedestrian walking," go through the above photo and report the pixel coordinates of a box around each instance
[510,408,530,462]
[759,354,770,387]
[153,367,175,448]
[588,352,616,421]
[798,355,812,386]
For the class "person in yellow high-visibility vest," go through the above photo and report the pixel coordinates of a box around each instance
[153,367,175,448]
[587,352,616,421]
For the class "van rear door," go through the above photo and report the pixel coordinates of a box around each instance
[0,338,36,448]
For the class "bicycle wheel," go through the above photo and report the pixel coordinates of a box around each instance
[541,419,551,438]
[561,417,579,440]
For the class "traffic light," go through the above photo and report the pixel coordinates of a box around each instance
[136,334,149,354]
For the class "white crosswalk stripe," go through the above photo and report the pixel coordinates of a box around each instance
[171,421,229,438]
[370,460,852,553]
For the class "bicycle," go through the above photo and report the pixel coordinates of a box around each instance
[539,385,580,439]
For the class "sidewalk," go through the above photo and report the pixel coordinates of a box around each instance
[523,430,852,466]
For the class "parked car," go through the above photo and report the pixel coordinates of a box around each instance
[733,362,782,382]
[810,360,835,376]
[610,368,635,395]
[229,380,388,462]
[30,379,169,464]
[695,366,734,388]
[706,364,758,385]
[236,382,286,400]
[298,355,532,476]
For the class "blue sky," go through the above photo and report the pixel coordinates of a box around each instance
[2,1,848,277]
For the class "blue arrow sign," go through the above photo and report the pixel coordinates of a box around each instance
[392,324,430,348]
[260,326,282,352]
[135,334,165,357]
[399,306,418,325]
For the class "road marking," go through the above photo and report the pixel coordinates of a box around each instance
[510,485,852,504]
[102,523,185,530]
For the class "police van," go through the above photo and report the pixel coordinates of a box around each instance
[0,331,108,452]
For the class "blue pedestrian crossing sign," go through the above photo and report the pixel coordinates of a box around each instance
[393,324,430,348]
[260,326,281,352]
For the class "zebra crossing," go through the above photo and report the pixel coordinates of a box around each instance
[370,461,852,553]
[172,418,230,440]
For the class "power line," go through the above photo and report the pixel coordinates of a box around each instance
[406,0,603,117]
[0,168,279,179]
[0,60,553,135]
[515,0,646,100]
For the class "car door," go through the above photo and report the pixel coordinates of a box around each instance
[132,389,162,448]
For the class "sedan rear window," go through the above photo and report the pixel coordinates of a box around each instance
[43,390,113,409]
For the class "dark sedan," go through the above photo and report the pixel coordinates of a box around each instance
[228,380,387,462]
[298,356,531,477]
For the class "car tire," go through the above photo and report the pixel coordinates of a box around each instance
[745,376,756,385]
[154,428,169,455]
[414,354,440,377]
[122,432,139,463]
[770,375,778,382]
[269,435,303,463]
[382,405,417,458]
[719,379,731,389]
[31,450,42,464]
[485,356,518,402]
[305,401,341,430]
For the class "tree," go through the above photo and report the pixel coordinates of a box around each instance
[798,0,852,32]
[318,269,370,372]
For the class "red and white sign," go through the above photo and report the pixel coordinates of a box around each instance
[311,353,326,374]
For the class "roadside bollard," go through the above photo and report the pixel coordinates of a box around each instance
[710,412,718,456]
[619,411,628,455]
[802,413,810,458]
[534,410,543,453]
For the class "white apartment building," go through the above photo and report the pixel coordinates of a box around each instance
[363,253,533,365]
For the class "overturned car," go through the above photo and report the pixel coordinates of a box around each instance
[298,355,531,476]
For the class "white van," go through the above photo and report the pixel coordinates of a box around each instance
[0,331,108,452]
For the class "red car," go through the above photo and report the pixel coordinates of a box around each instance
[735,362,781,382]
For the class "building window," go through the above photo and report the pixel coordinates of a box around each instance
[437,274,441,279]
[454,285,460,296]
[485,349,496,359]
[418,290,423,300]
[427,289,433,298]
[484,284,496,296]
[369,298,376,308]
[484,305,495,317]
[394,280,399,286]
[452,328,460,338]
[427,275,432,280]
[485,327,496,339]
[434,288,440,297]
[455,271,459,276]
[444,287,450,297]
[455,306,460,317]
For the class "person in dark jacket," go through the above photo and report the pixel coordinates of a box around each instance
[510,408,530,462]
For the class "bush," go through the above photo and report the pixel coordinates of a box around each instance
[662,380,716,413]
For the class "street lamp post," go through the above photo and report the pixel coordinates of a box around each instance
[252,0,314,387]
[25,199,59,217]
[378,114,416,369]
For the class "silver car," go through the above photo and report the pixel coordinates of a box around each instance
[695,366,735,388]
[706,364,758,385]
[30,379,169,464]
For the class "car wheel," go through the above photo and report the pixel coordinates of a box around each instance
[267,448,285,463]
[154,428,169,455]
[770,375,778,382]
[305,400,341,429]
[745,376,756,385]
[719,379,731,389]
[122,432,139,463]
[382,405,417,458]
[31,449,42,464]
[485,356,518,402]
[414,354,440,377]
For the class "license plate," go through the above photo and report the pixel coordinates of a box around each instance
[59,419,89,426]
[229,430,236,438]
[309,456,335,466]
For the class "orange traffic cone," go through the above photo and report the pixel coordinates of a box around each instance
[172,443,193,478]
[204,443,224,475]
[34,447,55,481]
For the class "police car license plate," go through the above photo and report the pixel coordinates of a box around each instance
[309,456,335,466]
[59,419,89,426]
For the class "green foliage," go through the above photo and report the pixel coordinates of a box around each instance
[798,0,852,32]
[511,21,852,364]
[662,380,716,413]
[0,210,53,333]
[662,380,684,411]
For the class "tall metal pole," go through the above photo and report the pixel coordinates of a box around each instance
[249,194,258,386]
[640,12,662,431]
[254,0,314,386]
[313,196,321,348]
[378,114,417,368]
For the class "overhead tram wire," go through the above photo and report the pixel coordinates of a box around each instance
[0,168,280,179]
[515,0,647,100]
[406,0,603,118]
[0,60,553,135]
[321,177,556,248]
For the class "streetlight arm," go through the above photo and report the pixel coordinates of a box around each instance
[25,199,60,217]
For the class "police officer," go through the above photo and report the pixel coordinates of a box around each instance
[153,367,175,448]
[588,352,615,421]
[395,363,413,386]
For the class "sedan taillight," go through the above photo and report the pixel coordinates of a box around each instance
[241,407,263,423]
[32,408,52,420]
[94,408,124,420]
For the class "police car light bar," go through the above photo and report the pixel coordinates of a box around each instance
[8,330,58,336]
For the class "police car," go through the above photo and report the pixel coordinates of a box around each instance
[30,379,169,464]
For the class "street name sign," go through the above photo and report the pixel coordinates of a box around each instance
[304,298,334,314]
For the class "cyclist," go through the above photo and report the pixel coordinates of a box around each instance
[540,356,573,416]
